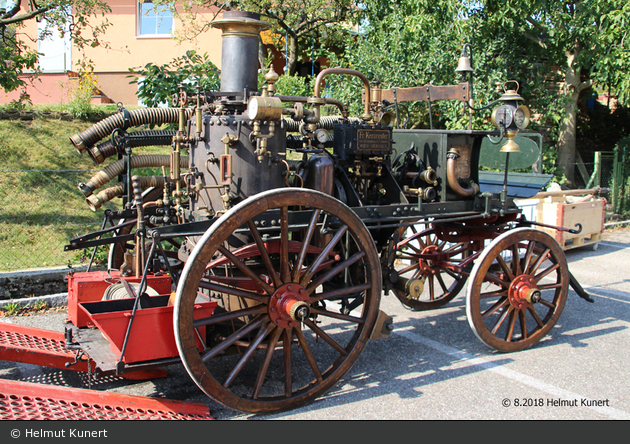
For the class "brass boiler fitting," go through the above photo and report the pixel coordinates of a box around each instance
[446,147,480,197]
[171,106,187,207]
[313,68,372,122]
[247,68,283,162]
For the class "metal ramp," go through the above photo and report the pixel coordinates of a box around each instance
[0,321,213,420]
[0,379,214,420]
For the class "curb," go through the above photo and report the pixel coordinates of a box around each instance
[0,292,68,308]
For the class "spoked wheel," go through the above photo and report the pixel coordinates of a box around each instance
[174,188,382,413]
[392,225,470,311]
[466,228,569,352]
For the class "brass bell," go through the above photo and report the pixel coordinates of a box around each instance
[455,54,473,75]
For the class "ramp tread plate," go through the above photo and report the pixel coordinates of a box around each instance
[0,379,214,420]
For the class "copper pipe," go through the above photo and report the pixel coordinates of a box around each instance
[446,154,479,197]
[276,95,346,115]
[314,68,371,117]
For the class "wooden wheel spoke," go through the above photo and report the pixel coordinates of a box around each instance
[279,206,291,283]
[294,327,323,382]
[200,314,268,363]
[309,307,365,324]
[522,241,536,275]
[529,248,551,275]
[519,310,528,339]
[283,328,293,397]
[505,309,517,342]
[198,280,269,304]
[193,304,267,328]
[482,297,509,320]
[496,253,515,282]
[491,305,513,335]
[511,243,522,276]
[304,319,348,356]
[416,234,428,250]
[538,298,556,309]
[224,322,276,388]
[537,282,563,290]
[427,275,435,301]
[247,219,282,289]
[306,251,365,293]
[300,224,348,286]
[527,305,544,328]
[217,245,275,295]
[310,282,371,303]
[398,262,420,275]
[252,326,283,400]
[534,263,560,283]
[444,242,465,253]
[483,270,510,288]
[479,288,508,300]
[401,243,423,254]
[291,209,321,282]
[435,271,449,294]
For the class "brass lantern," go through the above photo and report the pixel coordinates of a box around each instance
[491,81,530,153]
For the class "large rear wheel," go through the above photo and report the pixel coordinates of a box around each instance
[174,188,382,413]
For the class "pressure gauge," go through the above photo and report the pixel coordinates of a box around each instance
[246,96,259,120]
[514,104,531,129]
[491,104,514,129]
[314,128,330,144]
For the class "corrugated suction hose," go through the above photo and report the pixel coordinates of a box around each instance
[87,130,177,165]
[85,176,184,211]
[78,154,189,197]
[69,108,192,154]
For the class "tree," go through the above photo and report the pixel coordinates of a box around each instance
[0,0,111,94]
[128,50,220,108]
[326,0,630,185]
[470,0,630,185]
[159,0,359,75]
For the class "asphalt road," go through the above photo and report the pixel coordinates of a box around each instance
[1,227,629,421]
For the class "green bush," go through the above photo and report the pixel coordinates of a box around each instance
[128,50,220,108]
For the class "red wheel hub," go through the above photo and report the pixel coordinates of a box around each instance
[269,283,311,328]
[418,245,440,275]
[508,275,541,310]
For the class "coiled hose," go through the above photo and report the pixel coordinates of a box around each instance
[87,130,177,165]
[69,108,192,154]
[282,116,362,133]
[86,176,184,211]
[78,154,189,197]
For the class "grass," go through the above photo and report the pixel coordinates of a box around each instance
[0,299,66,317]
[0,110,172,271]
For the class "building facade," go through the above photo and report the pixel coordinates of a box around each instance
[1,1,224,105]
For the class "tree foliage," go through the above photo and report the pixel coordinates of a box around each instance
[467,0,630,184]
[0,0,111,93]
[158,0,360,75]
[322,0,630,184]
[128,50,220,108]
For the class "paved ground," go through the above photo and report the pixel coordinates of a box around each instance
[1,227,629,421]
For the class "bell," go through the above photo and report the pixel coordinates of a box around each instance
[378,111,395,127]
[455,54,473,75]
[500,131,521,153]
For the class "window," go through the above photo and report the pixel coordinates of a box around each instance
[137,1,173,37]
